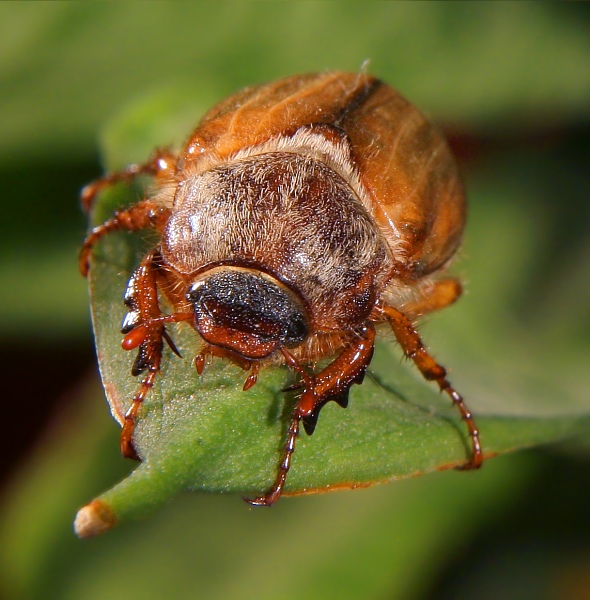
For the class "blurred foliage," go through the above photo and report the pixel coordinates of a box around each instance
[0,3,589,600]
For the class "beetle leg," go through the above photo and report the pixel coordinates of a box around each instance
[402,277,462,319]
[194,345,210,375]
[379,304,483,470]
[242,362,260,391]
[79,200,170,276]
[293,324,376,435]
[194,344,260,390]
[119,250,191,460]
[193,344,256,383]
[244,324,375,507]
[81,147,177,213]
[119,250,163,460]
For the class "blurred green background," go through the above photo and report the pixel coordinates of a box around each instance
[1,3,590,599]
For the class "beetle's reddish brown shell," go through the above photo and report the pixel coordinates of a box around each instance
[179,72,466,278]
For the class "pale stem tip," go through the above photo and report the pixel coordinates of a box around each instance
[74,499,118,538]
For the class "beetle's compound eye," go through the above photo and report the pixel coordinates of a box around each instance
[187,268,309,359]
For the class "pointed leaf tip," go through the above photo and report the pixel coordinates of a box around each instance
[74,499,118,538]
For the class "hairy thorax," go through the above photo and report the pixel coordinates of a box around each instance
[161,152,392,330]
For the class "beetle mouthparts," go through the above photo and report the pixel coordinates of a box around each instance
[187,267,309,359]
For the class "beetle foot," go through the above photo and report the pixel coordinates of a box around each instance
[243,491,280,507]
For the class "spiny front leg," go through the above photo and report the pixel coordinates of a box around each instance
[119,250,192,459]
[245,324,376,507]
[379,304,483,470]
[81,147,177,213]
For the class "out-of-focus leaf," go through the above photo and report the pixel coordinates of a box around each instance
[0,249,89,338]
[2,3,590,162]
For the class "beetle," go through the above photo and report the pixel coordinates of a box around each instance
[80,71,482,506]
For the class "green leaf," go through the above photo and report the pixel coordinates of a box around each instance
[74,91,590,536]
[0,391,538,600]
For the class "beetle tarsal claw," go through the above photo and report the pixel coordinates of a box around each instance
[163,329,182,357]
[243,494,274,508]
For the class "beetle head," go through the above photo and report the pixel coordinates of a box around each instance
[187,267,309,360]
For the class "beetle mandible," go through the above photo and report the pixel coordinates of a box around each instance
[80,72,482,506]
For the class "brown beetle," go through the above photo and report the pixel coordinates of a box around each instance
[80,72,482,506]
